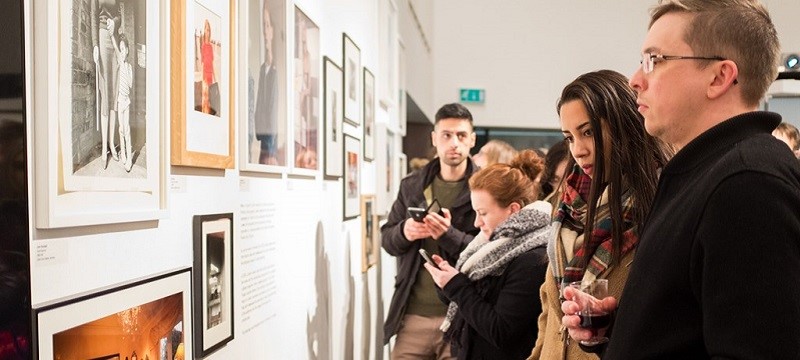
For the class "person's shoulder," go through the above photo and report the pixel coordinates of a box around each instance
[731,134,800,179]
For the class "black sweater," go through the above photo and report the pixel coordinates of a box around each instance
[605,112,800,359]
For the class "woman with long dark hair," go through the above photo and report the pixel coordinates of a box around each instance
[529,70,668,360]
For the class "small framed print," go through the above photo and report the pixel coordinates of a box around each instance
[363,67,375,162]
[171,0,235,169]
[360,194,379,272]
[323,56,344,179]
[342,33,361,126]
[34,268,193,360]
[31,0,168,228]
[192,213,234,356]
[239,0,289,173]
[343,134,361,220]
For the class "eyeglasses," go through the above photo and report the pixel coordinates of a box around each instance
[640,53,727,74]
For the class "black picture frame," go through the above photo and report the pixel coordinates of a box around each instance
[192,213,235,356]
[362,67,375,161]
[344,134,361,220]
[342,33,361,126]
[323,56,344,179]
[33,268,192,360]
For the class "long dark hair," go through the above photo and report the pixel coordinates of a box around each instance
[556,70,668,266]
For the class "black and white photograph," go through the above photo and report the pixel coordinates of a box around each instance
[65,0,150,184]
[193,213,235,356]
[242,0,288,171]
[342,33,361,126]
[35,0,167,228]
[323,56,343,179]
[360,194,378,272]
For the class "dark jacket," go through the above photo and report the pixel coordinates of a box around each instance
[443,248,548,360]
[605,112,800,359]
[381,158,479,344]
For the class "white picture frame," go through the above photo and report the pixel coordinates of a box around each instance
[30,0,168,228]
[238,0,289,173]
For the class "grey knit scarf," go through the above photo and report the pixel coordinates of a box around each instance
[440,202,552,332]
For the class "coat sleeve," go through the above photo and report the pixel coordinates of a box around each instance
[695,172,800,359]
[381,179,415,256]
[442,252,547,349]
[436,226,474,261]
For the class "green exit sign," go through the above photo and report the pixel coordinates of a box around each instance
[459,88,485,103]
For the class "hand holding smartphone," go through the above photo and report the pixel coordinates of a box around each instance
[419,249,439,269]
[407,199,444,223]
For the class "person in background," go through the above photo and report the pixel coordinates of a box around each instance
[424,150,551,360]
[772,122,800,158]
[529,70,667,360]
[472,139,517,168]
[381,103,480,360]
[562,1,800,358]
[537,140,570,211]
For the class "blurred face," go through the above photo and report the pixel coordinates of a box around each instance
[471,189,518,238]
[472,147,489,168]
[629,12,709,148]
[431,118,476,168]
[560,100,611,180]
[120,40,128,58]
[773,130,797,151]
[551,159,568,188]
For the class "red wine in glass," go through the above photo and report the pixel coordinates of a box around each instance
[578,311,611,335]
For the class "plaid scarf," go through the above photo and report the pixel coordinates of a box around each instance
[546,164,638,290]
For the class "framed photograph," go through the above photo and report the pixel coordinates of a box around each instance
[31,0,168,228]
[323,56,344,179]
[342,33,361,126]
[399,152,408,178]
[397,38,407,136]
[171,0,235,169]
[363,68,375,162]
[292,6,320,173]
[378,0,398,109]
[239,0,289,172]
[192,213,234,356]
[343,134,360,220]
[34,268,193,360]
[360,194,379,272]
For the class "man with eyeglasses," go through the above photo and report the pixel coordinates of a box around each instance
[381,103,480,359]
[561,0,800,358]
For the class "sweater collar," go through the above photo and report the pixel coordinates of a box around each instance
[662,111,781,175]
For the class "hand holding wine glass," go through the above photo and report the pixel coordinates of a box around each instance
[561,279,617,346]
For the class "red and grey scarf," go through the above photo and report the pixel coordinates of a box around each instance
[546,165,638,289]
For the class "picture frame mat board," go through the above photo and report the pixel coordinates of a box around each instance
[31,0,168,228]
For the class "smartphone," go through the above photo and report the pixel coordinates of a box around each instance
[407,207,427,222]
[419,249,439,269]
[426,199,444,217]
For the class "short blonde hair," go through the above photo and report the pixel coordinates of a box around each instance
[650,0,779,107]
[773,122,800,151]
[476,140,518,167]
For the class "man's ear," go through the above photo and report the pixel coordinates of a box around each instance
[707,60,739,99]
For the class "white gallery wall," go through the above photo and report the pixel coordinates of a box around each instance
[433,0,800,129]
[26,0,410,359]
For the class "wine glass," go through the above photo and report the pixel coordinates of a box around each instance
[569,279,611,346]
